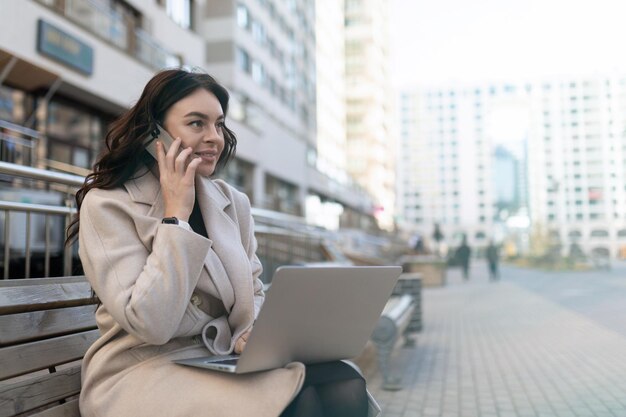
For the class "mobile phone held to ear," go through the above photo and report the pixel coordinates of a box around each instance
[143,124,176,160]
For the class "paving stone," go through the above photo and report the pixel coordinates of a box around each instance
[361,263,626,417]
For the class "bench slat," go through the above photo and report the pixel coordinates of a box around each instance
[0,282,93,315]
[0,277,87,288]
[0,366,80,415]
[30,398,80,417]
[0,330,99,380]
[0,306,97,346]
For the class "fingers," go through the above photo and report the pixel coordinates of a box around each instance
[234,337,245,354]
[164,137,182,170]
[158,138,198,178]
[183,156,202,182]
[234,330,251,354]
[155,140,166,168]
[174,146,193,173]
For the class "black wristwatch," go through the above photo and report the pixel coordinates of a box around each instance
[162,217,179,225]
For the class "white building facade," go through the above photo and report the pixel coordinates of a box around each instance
[0,0,375,225]
[527,75,626,259]
[344,0,396,230]
[400,75,626,258]
[399,87,501,250]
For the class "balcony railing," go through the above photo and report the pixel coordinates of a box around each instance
[37,0,181,70]
[0,120,41,169]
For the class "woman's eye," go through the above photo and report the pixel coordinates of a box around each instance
[190,120,204,128]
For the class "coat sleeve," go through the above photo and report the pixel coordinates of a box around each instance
[78,190,212,345]
[248,214,265,319]
[234,191,265,319]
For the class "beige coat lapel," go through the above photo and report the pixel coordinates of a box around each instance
[195,177,237,312]
[195,177,255,331]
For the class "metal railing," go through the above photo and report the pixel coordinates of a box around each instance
[0,162,82,279]
[0,201,75,279]
[64,0,128,50]
[0,120,41,169]
[0,162,331,280]
[135,28,181,70]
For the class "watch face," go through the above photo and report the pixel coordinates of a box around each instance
[162,217,179,225]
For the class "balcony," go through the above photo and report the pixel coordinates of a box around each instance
[36,0,181,70]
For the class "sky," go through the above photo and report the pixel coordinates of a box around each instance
[390,0,626,88]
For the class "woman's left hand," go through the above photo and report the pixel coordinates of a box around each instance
[234,329,252,354]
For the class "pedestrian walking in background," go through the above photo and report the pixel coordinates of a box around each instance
[456,235,471,280]
[486,240,500,281]
[432,223,444,257]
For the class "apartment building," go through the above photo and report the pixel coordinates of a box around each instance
[344,0,396,230]
[528,75,626,258]
[398,85,528,250]
[0,0,375,227]
[400,75,626,258]
[0,0,201,175]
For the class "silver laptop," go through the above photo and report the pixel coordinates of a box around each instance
[174,265,402,373]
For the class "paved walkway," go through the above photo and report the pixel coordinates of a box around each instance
[364,262,626,417]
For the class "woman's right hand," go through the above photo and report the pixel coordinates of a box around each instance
[156,139,202,222]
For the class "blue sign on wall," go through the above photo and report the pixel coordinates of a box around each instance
[37,19,93,75]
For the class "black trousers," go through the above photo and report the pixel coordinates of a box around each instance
[279,361,369,417]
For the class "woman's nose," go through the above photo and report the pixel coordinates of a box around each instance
[203,125,220,141]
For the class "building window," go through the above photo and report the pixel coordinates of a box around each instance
[165,0,192,29]
[251,61,265,86]
[236,47,251,73]
[590,229,609,238]
[221,157,254,199]
[265,174,300,215]
[46,99,107,170]
[251,20,266,45]
[237,4,250,29]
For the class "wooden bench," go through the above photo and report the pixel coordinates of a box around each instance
[0,276,382,417]
[0,276,98,417]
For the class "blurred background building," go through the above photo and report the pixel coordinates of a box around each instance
[398,75,626,259]
[527,75,626,260]
[344,0,396,231]
[397,86,519,252]
[0,0,392,234]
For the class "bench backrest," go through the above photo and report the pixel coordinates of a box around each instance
[0,276,96,417]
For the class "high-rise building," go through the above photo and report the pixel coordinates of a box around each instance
[0,0,375,226]
[315,0,347,184]
[527,75,626,258]
[398,85,528,248]
[199,0,317,215]
[344,0,396,230]
[400,75,626,258]
[308,0,376,231]
[200,0,375,226]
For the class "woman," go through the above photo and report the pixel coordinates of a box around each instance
[67,68,369,417]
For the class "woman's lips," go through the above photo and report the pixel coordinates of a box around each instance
[195,151,218,162]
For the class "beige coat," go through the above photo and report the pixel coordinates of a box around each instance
[78,169,305,417]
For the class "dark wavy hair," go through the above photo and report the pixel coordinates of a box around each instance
[65,69,237,245]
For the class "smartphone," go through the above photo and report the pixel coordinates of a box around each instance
[143,123,176,160]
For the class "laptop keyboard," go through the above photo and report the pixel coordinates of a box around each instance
[204,357,240,366]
